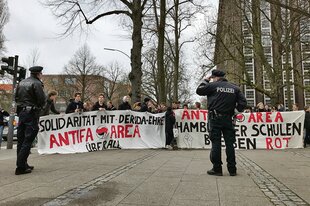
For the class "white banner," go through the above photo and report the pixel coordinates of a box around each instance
[174,109,305,149]
[38,110,165,154]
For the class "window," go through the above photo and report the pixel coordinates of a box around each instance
[247,100,254,107]
[263,46,271,54]
[246,90,254,99]
[52,78,59,84]
[65,78,76,85]
[244,56,253,64]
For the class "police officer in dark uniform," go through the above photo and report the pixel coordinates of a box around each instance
[15,66,46,175]
[196,69,247,176]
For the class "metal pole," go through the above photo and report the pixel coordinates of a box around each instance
[6,55,18,149]
[103,48,130,59]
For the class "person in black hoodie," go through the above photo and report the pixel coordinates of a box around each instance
[41,90,60,116]
[304,106,310,147]
[65,92,84,114]
[118,95,132,110]
[0,106,10,147]
[92,93,107,111]
[140,97,152,112]
[165,106,176,149]
[106,100,116,111]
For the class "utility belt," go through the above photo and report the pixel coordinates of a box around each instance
[208,110,232,119]
[17,106,40,115]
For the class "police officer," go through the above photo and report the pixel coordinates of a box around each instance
[15,66,46,175]
[196,69,247,176]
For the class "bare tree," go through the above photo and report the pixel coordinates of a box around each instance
[26,48,41,67]
[63,44,103,102]
[0,0,8,53]
[102,61,129,103]
[143,0,204,102]
[165,0,205,101]
[141,42,191,104]
[45,0,149,103]
[198,0,310,107]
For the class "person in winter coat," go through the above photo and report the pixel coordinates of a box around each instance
[118,95,132,110]
[65,92,84,114]
[165,106,176,149]
[106,101,116,111]
[92,93,107,111]
[304,106,310,147]
[0,106,9,147]
[41,90,60,116]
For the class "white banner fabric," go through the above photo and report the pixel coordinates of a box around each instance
[38,110,165,154]
[174,109,304,149]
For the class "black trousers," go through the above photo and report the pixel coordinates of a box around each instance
[16,110,39,169]
[209,115,236,173]
[166,131,174,146]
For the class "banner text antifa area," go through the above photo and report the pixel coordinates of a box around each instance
[39,113,164,150]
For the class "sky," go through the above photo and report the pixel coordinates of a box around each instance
[3,0,218,76]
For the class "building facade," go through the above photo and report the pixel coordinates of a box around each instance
[42,74,129,112]
[215,0,310,109]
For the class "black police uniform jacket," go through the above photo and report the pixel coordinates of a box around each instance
[15,75,46,112]
[196,78,247,115]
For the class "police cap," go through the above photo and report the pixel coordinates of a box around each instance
[29,66,43,74]
[211,69,225,77]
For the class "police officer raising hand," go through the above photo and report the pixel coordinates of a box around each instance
[196,69,247,176]
[15,66,47,175]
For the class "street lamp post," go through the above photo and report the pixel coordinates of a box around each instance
[104,48,130,59]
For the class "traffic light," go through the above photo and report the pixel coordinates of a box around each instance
[17,67,26,82]
[1,57,15,75]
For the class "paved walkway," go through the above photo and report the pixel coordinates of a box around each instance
[0,147,309,206]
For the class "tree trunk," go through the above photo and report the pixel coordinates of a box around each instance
[290,0,304,109]
[157,0,166,103]
[173,0,179,102]
[129,1,144,103]
[252,0,264,104]
[271,2,284,105]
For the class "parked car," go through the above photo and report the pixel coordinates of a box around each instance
[2,116,18,141]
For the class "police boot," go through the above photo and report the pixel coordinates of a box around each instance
[207,168,223,176]
[15,168,32,175]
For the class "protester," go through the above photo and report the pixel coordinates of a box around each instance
[292,103,299,111]
[156,103,166,113]
[196,69,247,176]
[244,105,253,113]
[195,102,201,110]
[140,97,152,112]
[172,101,179,110]
[83,101,93,112]
[264,104,271,112]
[118,95,132,110]
[132,102,142,111]
[165,106,176,149]
[304,106,310,148]
[15,66,46,175]
[106,101,116,111]
[183,104,189,110]
[256,102,265,112]
[92,93,107,111]
[0,106,9,148]
[65,92,84,113]
[41,90,60,116]
[277,103,285,111]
